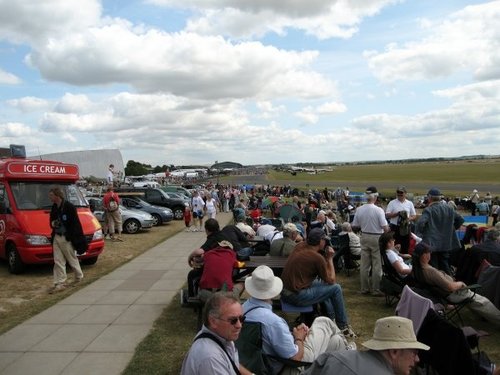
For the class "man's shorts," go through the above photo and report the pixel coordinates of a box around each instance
[193,210,204,219]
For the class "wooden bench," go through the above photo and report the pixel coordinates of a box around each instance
[180,289,204,329]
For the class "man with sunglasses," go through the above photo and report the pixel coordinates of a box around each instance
[181,292,252,375]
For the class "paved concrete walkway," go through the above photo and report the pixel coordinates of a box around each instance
[0,212,233,375]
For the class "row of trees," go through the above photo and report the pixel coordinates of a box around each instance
[124,160,174,176]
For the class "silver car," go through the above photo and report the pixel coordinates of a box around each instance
[88,198,154,234]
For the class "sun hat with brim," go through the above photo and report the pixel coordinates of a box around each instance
[245,265,283,300]
[362,316,430,351]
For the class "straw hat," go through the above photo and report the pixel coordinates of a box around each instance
[245,265,283,300]
[362,316,430,351]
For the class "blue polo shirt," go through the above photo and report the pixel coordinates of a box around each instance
[242,298,298,373]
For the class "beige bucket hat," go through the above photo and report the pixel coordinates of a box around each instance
[362,316,430,351]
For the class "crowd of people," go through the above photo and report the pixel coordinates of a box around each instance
[179,182,500,374]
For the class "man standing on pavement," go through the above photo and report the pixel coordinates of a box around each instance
[415,188,464,275]
[191,190,206,232]
[351,186,389,296]
[385,186,417,254]
[48,187,87,293]
[181,292,252,375]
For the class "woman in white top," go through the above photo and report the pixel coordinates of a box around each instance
[205,195,217,219]
[380,232,412,278]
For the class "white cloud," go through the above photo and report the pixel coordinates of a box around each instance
[316,101,347,114]
[433,79,500,101]
[0,68,21,84]
[255,101,286,118]
[295,107,319,125]
[54,93,94,114]
[149,0,399,40]
[6,96,50,112]
[0,0,101,44]
[25,25,333,100]
[0,122,34,137]
[366,1,500,82]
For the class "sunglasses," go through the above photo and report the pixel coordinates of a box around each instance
[215,315,246,325]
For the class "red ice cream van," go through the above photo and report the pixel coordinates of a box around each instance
[0,153,104,273]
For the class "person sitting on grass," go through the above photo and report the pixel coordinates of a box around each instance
[302,316,429,375]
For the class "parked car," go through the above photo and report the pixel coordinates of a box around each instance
[120,196,174,226]
[161,185,192,198]
[115,187,188,220]
[88,198,154,234]
[164,191,191,206]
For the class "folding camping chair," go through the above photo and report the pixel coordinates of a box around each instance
[333,233,359,276]
[379,247,406,306]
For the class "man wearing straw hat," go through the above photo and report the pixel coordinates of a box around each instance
[303,316,429,375]
[242,266,353,375]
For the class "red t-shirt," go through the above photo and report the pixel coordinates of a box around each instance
[103,191,120,210]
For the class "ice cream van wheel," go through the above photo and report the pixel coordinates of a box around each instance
[7,243,25,274]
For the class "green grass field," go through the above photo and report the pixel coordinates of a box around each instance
[273,160,499,182]
[264,158,500,197]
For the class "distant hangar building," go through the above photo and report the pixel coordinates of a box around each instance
[211,161,243,169]
[30,149,124,180]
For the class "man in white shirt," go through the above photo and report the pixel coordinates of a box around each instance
[191,191,206,231]
[385,186,417,254]
[351,186,389,297]
[107,164,114,186]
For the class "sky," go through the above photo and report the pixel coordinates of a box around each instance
[0,0,499,167]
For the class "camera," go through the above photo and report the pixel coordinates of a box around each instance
[318,237,332,257]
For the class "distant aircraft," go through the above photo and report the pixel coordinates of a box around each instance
[288,166,334,173]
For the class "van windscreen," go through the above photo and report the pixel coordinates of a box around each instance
[10,182,88,210]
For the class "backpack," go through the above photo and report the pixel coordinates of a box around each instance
[108,195,119,211]
[235,321,272,374]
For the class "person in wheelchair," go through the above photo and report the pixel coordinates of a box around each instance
[412,242,500,327]
[379,232,413,281]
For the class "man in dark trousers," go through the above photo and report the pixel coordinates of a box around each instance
[48,186,87,293]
